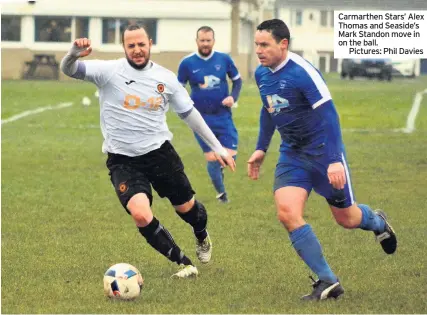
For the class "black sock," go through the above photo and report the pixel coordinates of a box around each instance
[138,217,193,266]
[176,200,208,242]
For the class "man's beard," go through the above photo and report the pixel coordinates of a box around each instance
[126,52,151,70]
[198,47,212,57]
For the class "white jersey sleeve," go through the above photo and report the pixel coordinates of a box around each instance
[83,60,119,87]
[166,74,194,114]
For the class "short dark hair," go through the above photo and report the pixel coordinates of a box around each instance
[196,26,215,39]
[257,19,290,44]
[121,24,150,44]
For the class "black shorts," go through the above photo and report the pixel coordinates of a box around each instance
[106,141,195,212]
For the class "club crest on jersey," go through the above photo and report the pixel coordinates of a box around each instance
[215,64,221,71]
[266,94,289,115]
[156,83,165,94]
[119,182,128,194]
[279,80,286,89]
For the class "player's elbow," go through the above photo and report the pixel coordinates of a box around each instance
[60,57,73,77]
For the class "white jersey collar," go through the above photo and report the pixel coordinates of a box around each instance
[196,50,215,61]
[269,51,291,73]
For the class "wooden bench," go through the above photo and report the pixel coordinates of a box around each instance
[23,54,59,80]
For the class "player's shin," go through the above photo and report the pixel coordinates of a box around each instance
[176,200,208,242]
[290,224,338,283]
[138,217,193,266]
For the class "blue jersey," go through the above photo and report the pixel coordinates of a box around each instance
[178,51,240,116]
[255,52,343,162]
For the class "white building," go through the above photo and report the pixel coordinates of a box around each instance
[1,0,269,80]
[274,0,427,74]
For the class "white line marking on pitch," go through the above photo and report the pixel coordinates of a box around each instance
[1,102,73,125]
[402,89,427,134]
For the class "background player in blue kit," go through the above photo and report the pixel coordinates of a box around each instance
[178,26,242,203]
[247,19,397,301]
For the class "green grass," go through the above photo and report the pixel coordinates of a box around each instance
[2,75,427,314]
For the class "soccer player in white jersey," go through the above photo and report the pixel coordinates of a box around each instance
[60,24,236,278]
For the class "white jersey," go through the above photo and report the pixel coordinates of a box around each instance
[82,58,193,156]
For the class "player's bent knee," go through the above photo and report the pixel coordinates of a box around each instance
[274,187,308,230]
[277,208,298,223]
[276,206,305,230]
[173,196,195,213]
[276,200,292,214]
[335,217,360,229]
[127,193,153,225]
[277,210,290,224]
[335,217,358,229]
[332,207,360,229]
[177,199,207,223]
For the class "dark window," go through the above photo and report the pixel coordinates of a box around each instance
[296,11,302,25]
[320,11,328,26]
[102,18,116,44]
[102,18,157,44]
[75,17,89,38]
[35,16,72,42]
[2,15,21,41]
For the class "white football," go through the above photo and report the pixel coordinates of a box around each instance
[103,263,143,300]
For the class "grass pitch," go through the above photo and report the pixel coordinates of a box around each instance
[2,75,427,313]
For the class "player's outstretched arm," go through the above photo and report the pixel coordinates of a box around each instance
[256,106,275,152]
[60,38,93,78]
[247,106,275,180]
[178,108,236,172]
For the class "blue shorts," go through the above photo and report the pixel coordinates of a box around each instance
[194,114,238,153]
[274,150,355,208]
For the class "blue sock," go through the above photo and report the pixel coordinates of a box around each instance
[358,204,385,233]
[207,161,225,194]
[290,224,338,283]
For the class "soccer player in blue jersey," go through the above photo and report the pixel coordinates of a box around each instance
[247,19,397,301]
[178,26,242,203]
